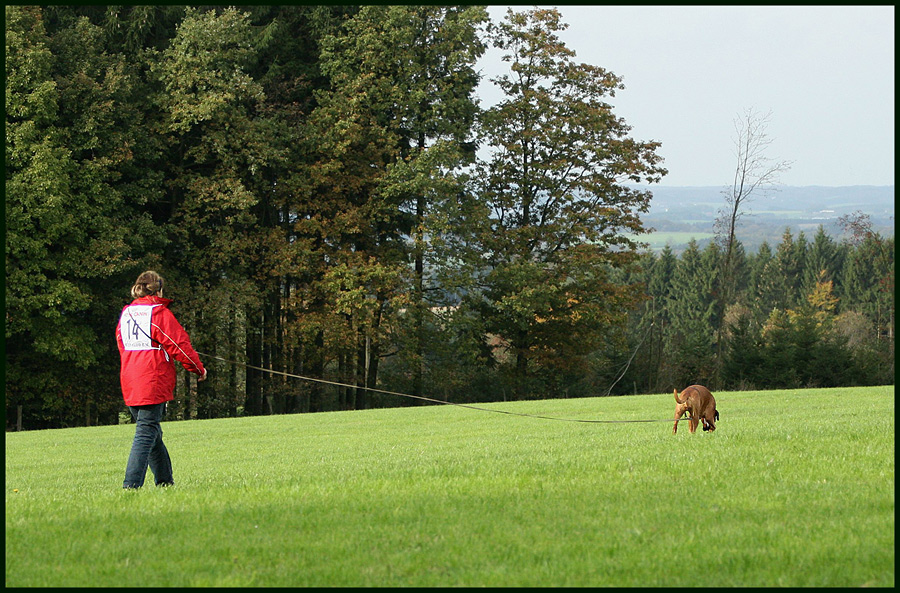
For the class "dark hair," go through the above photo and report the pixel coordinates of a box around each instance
[131,271,164,299]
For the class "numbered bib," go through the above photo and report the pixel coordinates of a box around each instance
[120,305,157,350]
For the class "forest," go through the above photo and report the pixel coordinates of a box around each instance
[6,5,894,430]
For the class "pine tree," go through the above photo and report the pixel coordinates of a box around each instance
[667,240,718,387]
[772,228,806,311]
[639,246,678,391]
[748,240,778,322]
[802,226,844,304]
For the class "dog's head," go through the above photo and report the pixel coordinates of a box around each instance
[702,409,719,431]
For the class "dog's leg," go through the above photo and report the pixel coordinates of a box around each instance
[673,404,686,434]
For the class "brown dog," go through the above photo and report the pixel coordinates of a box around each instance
[673,385,718,434]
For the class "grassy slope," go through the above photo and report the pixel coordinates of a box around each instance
[5,386,895,587]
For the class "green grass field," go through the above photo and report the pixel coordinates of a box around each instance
[5,386,894,587]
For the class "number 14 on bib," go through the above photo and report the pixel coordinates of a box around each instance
[121,305,156,350]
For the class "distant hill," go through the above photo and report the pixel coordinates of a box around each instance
[633,185,894,253]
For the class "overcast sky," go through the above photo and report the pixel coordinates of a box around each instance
[475,5,895,188]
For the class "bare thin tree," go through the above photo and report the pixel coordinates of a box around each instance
[716,107,793,287]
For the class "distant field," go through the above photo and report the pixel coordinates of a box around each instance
[640,185,894,252]
[5,386,894,587]
[633,231,716,249]
[751,210,805,217]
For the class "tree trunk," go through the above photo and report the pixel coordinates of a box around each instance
[356,329,368,410]
[244,309,263,416]
[413,192,425,401]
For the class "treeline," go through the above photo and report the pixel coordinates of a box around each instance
[5,6,891,431]
[618,224,894,395]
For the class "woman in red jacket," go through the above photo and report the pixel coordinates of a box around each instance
[116,271,207,489]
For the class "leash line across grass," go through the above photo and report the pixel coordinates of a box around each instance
[198,351,679,424]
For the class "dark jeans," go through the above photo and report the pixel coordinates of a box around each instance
[123,402,173,488]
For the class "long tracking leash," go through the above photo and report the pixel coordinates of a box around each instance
[129,301,683,424]
[196,351,689,425]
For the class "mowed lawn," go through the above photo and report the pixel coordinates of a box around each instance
[5,386,894,587]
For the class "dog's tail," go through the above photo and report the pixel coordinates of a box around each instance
[674,388,685,404]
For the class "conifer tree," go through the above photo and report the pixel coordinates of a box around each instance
[667,240,717,386]
[771,228,805,311]
[802,226,844,301]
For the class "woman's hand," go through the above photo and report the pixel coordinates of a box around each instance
[199,368,208,382]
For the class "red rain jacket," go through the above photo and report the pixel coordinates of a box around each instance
[115,296,206,406]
